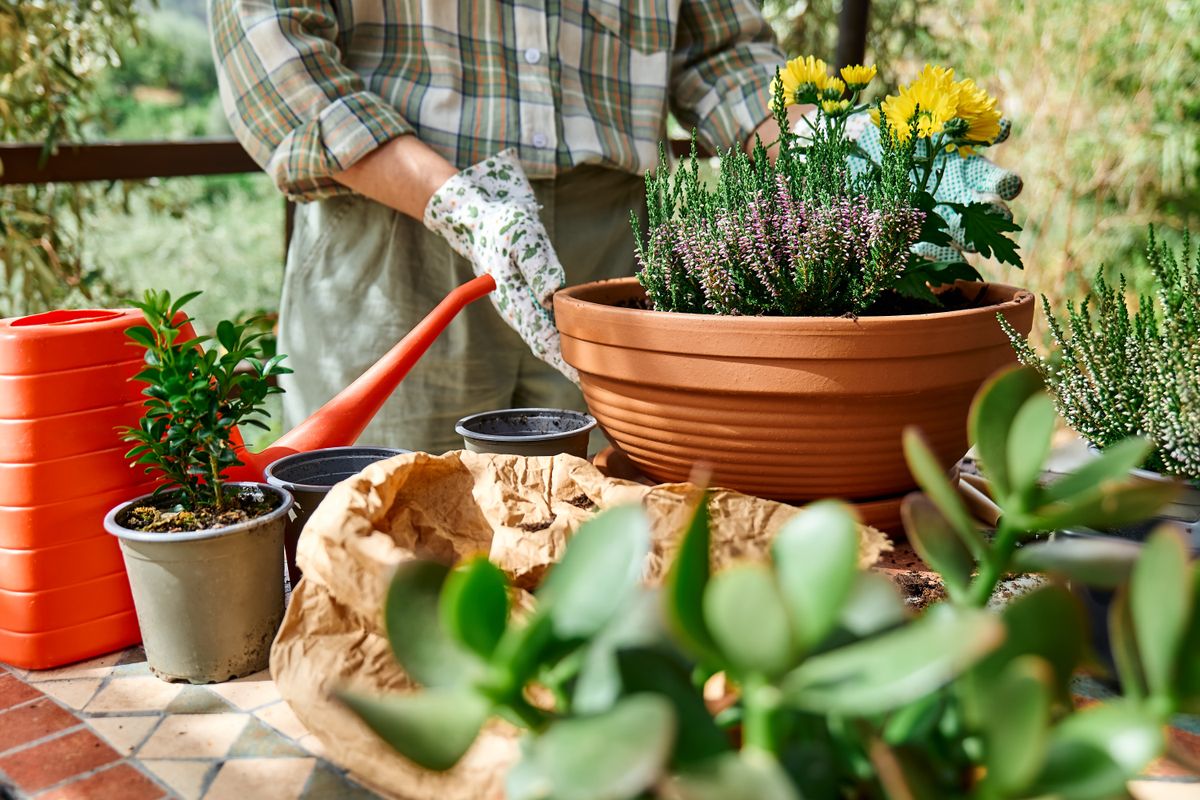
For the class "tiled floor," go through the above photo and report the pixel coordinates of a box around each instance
[0,649,381,800]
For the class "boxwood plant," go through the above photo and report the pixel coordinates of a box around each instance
[342,367,1198,800]
[120,289,291,529]
[1003,230,1199,480]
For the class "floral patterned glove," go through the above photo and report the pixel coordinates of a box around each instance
[843,111,1023,261]
[424,150,576,382]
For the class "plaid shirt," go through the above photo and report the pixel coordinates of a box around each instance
[211,0,783,201]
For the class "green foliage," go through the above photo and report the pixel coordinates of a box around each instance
[120,289,290,510]
[1003,231,1200,479]
[344,366,1198,799]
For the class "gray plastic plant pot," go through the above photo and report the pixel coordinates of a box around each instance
[104,483,292,684]
[455,408,597,459]
[264,446,409,586]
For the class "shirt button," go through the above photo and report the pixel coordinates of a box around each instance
[531,133,548,148]
[524,48,541,64]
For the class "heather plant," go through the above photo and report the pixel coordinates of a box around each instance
[1002,231,1200,480]
[342,368,1197,799]
[635,56,1023,317]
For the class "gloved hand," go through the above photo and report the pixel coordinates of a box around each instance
[424,150,577,382]
[843,112,1024,262]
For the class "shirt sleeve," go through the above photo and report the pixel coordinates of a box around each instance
[210,0,414,201]
[668,0,785,156]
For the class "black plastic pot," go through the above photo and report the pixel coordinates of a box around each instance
[1057,517,1200,675]
[455,408,596,459]
[264,446,408,586]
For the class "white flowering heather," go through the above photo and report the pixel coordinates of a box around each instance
[634,94,925,317]
[1003,231,1200,480]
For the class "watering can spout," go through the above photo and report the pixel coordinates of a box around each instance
[227,273,497,480]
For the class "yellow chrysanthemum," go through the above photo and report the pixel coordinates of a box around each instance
[948,77,1002,151]
[773,55,829,107]
[820,99,851,116]
[877,64,960,142]
[840,63,877,90]
[822,77,846,101]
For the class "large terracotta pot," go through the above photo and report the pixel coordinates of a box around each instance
[555,278,1034,503]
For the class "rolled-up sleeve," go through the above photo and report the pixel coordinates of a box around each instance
[210,0,414,200]
[669,0,784,155]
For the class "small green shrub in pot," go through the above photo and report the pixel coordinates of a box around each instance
[104,289,296,683]
[1002,231,1199,482]
[342,367,1199,798]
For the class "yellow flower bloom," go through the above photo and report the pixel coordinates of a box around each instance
[950,77,1002,149]
[840,63,877,90]
[774,55,829,107]
[877,63,960,142]
[821,99,851,116]
[822,77,846,101]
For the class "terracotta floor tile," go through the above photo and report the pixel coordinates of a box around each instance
[86,676,182,713]
[255,701,309,740]
[0,728,119,793]
[0,698,80,753]
[87,716,161,756]
[1129,781,1200,800]
[25,652,124,683]
[141,759,212,800]
[0,673,42,711]
[37,679,102,711]
[36,763,166,800]
[137,713,248,759]
[202,757,315,800]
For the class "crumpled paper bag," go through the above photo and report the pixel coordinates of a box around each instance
[270,450,891,800]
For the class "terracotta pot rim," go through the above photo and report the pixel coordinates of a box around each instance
[555,277,1033,327]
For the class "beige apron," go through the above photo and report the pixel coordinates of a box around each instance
[277,165,646,454]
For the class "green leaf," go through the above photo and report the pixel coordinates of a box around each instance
[772,500,861,649]
[337,687,490,772]
[168,289,203,318]
[539,505,651,640]
[665,494,719,663]
[439,557,510,660]
[972,585,1085,701]
[894,259,982,303]
[980,656,1052,795]
[505,695,675,800]
[215,319,238,353]
[783,606,1004,715]
[615,647,731,767]
[967,366,1044,502]
[670,751,800,800]
[837,572,908,638]
[1132,526,1193,698]
[1037,437,1155,506]
[1007,392,1058,503]
[703,564,797,677]
[900,493,975,598]
[945,201,1023,268]
[1031,701,1166,800]
[902,428,984,559]
[1110,586,1147,700]
[384,561,479,688]
[1012,537,1143,588]
[124,325,157,350]
[1033,479,1181,532]
[1176,566,1200,713]
[572,592,666,714]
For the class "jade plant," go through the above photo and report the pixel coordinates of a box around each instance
[342,367,1197,799]
[120,289,291,524]
[1002,230,1199,480]
[634,57,1022,317]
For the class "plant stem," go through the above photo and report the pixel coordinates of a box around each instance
[210,453,223,512]
[741,677,782,756]
[968,519,1022,607]
[507,694,552,733]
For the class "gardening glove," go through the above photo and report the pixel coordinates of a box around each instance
[424,150,577,383]
[834,111,1023,262]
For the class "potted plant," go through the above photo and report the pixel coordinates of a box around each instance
[555,57,1033,510]
[103,289,294,684]
[1004,229,1200,530]
[339,368,1196,799]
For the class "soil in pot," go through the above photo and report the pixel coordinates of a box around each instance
[118,489,276,533]
[455,408,596,459]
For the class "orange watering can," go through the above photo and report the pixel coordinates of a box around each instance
[0,273,495,669]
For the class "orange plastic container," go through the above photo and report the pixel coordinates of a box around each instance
[0,308,156,669]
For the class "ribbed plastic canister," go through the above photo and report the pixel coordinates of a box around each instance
[0,308,153,669]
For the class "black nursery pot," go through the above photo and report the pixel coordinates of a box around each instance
[264,446,408,586]
[1057,517,1200,675]
[455,408,596,459]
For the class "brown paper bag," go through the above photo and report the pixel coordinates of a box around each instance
[270,451,891,800]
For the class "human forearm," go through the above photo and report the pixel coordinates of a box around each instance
[745,103,815,155]
[332,135,459,220]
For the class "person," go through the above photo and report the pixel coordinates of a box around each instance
[210,2,1021,454]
